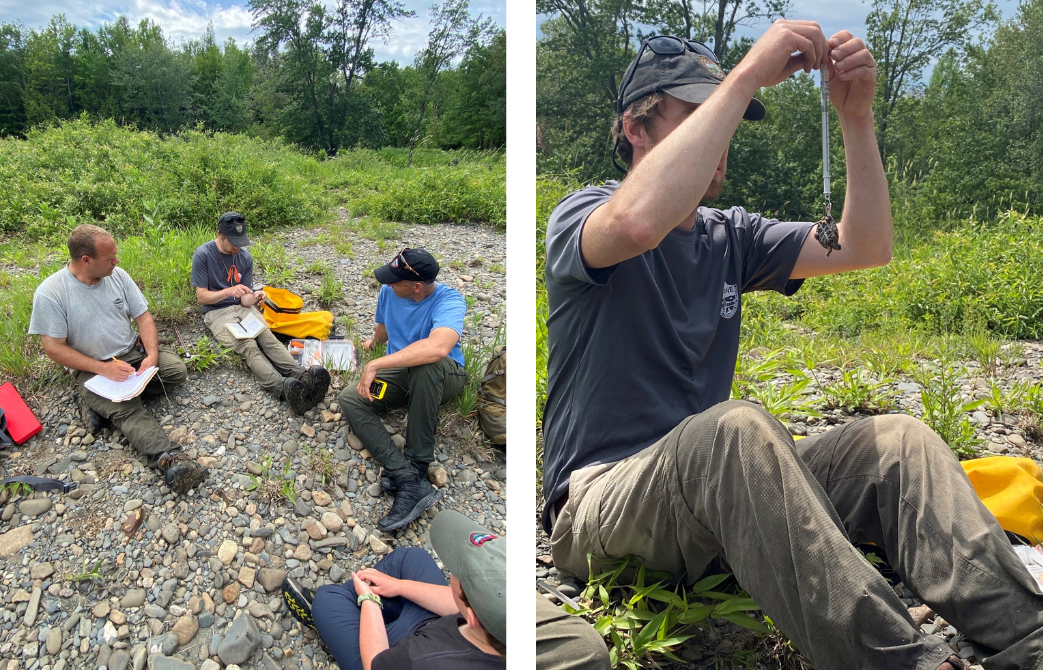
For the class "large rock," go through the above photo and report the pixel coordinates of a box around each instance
[148,632,179,656]
[160,523,180,544]
[172,614,198,644]
[218,539,238,565]
[30,562,54,579]
[122,589,147,609]
[108,649,131,670]
[238,566,256,589]
[18,498,53,517]
[369,535,389,555]
[320,512,343,533]
[312,490,332,507]
[218,614,262,665]
[46,626,61,654]
[256,568,286,593]
[151,658,194,670]
[222,583,240,604]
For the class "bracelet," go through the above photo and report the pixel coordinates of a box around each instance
[357,593,383,609]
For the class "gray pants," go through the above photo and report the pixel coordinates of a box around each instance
[73,345,187,467]
[550,400,1043,670]
[338,357,466,480]
[535,593,611,670]
[203,305,306,397]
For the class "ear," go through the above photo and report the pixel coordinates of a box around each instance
[462,605,483,633]
[622,114,652,153]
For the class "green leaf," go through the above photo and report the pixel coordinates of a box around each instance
[678,603,714,624]
[714,597,762,615]
[632,610,668,652]
[690,573,732,593]
[719,612,769,634]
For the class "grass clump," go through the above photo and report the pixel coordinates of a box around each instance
[178,336,238,373]
[247,455,298,504]
[317,274,344,307]
[911,363,984,458]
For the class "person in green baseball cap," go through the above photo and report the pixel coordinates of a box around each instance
[282,510,505,670]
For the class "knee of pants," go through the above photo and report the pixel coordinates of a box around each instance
[165,360,188,386]
[406,361,444,386]
[338,387,370,415]
[704,399,793,463]
[313,583,359,621]
[869,412,954,466]
[236,339,260,357]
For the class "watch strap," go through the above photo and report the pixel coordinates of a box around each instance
[357,593,383,609]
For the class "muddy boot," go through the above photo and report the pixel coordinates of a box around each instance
[301,366,331,408]
[158,451,208,494]
[283,376,311,415]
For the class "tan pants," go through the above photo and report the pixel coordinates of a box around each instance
[203,304,306,397]
[535,593,610,670]
[550,400,1043,670]
[72,344,187,466]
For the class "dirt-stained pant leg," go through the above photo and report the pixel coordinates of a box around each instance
[798,414,1043,670]
[536,593,611,670]
[550,400,953,670]
[205,305,305,396]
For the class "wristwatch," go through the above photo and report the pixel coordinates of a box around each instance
[357,593,383,609]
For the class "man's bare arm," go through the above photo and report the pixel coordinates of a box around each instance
[40,335,135,381]
[195,285,251,305]
[582,20,831,269]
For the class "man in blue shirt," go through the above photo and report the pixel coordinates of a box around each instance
[340,248,467,533]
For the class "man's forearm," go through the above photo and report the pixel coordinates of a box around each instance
[396,581,458,617]
[838,112,892,264]
[368,337,450,372]
[359,601,390,670]
[196,288,230,306]
[43,341,105,375]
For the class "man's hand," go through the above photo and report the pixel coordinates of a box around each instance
[355,569,403,598]
[356,362,379,401]
[102,359,137,382]
[139,355,157,372]
[827,31,877,121]
[253,290,266,305]
[363,338,375,351]
[225,284,251,299]
[733,19,831,89]
[351,572,375,597]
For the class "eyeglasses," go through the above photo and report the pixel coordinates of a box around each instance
[612,36,718,175]
[394,248,424,281]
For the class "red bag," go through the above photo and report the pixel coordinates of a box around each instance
[0,382,42,445]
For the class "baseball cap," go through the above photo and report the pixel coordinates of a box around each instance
[617,36,766,121]
[430,511,506,645]
[373,248,439,284]
[217,212,251,247]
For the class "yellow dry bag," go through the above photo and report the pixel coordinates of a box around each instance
[261,286,334,340]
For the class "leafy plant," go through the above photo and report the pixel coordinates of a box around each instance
[252,240,299,285]
[0,481,33,498]
[178,336,237,373]
[912,363,983,457]
[562,555,766,670]
[317,274,344,307]
[820,369,896,414]
[986,379,1034,417]
[457,324,505,420]
[67,558,104,582]
[968,330,1002,376]
[247,456,298,503]
[744,374,822,419]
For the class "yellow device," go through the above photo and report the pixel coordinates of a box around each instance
[370,379,388,400]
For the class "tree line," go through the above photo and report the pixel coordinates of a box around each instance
[537,0,1041,224]
[0,0,506,156]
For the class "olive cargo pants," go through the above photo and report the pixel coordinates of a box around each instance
[550,400,1043,670]
[73,345,187,467]
[204,304,306,397]
[338,357,466,480]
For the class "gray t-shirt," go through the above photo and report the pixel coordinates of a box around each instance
[190,241,255,314]
[28,266,149,362]
[541,181,814,532]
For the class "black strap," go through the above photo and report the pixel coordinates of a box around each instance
[0,408,11,445]
[0,476,78,494]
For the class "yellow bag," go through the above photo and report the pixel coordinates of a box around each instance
[962,457,1043,542]
[261,286,334,340]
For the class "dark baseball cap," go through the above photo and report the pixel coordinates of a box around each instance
[617,36,766,121]
[217,212,251,247]
[431,511,506,645]
[374,248,439,284]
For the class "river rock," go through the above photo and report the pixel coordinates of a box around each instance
[172,614,199,644]
[218,614,262,665]
[18,498,53,517]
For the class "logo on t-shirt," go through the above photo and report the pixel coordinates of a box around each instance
[114,297,125,310]
[721,283,738,319]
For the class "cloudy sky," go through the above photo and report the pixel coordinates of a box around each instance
[0,0,505,64]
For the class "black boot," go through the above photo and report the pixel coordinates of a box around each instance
[282,577,316,630]
[377,475,443,533]
[379,468,398,495]
[158,451,208,494]
[301,366,331,408]
[282,376,311,415]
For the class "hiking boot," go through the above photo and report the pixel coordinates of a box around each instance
[377,476,444,533]
[283,376,311,415]
[282,576,316,630]
[158,451,208,494]
[302,366,331,408]
[938,656,969,670]
[379,468,397,495]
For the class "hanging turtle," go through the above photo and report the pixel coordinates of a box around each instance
[815,208,841,256]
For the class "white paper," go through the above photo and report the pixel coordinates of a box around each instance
[287,339,356,372]
[84,366,158,402]
[225,313,265,339]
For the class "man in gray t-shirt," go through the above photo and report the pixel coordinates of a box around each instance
[543,24,1043,670]
[191,212,329,414]
[29,224,208,494]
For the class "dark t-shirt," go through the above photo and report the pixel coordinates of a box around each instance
[372,615,505,670]
[190,241,255,314]
[541,181,814,532]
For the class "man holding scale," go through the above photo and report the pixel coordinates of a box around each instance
[192,211,330,415]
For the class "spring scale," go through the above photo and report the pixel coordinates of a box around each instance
[814,67,841,255]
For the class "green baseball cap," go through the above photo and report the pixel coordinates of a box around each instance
[430,511,506,645]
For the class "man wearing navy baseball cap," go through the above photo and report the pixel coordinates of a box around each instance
[283,510,505,670]
[339,247,467,533]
